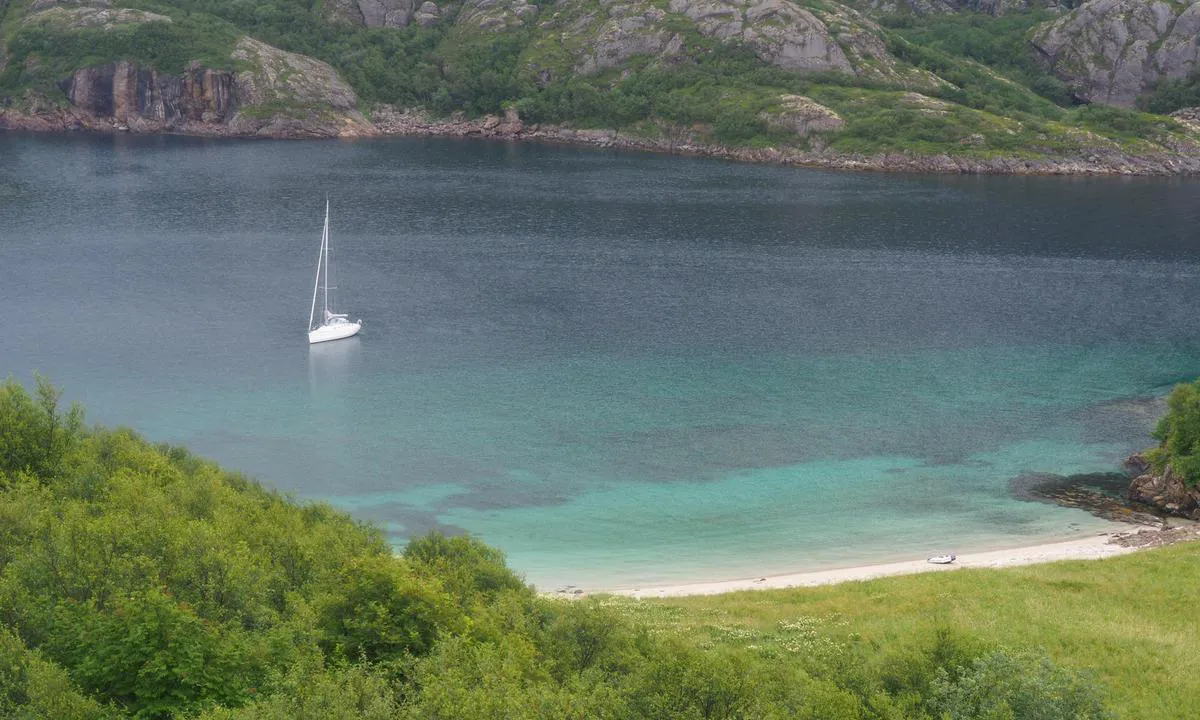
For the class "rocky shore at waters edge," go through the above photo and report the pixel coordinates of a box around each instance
[370,107,1200,176]
[6,100,1200,176]
[1016,454,1200,529]
[1124,453,1200,521]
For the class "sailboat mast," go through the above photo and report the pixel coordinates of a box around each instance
[308,209,324,331]
[322,199,330,317]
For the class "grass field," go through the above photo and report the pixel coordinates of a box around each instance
[596,540,1200,719]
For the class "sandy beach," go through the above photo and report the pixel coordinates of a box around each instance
[609,529,1158,599]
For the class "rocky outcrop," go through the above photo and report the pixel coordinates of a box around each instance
[24,4,172,27]
[227,36,372,137]
[59,61,236,130]
[1032,0,1200,107]
[11,29,372,137]
[572,6,684,75]
[670,0,855,72]
[530,0,937,87]
[326,0,419,27]
[413,1,443,26]
[1171,106,1200,132]
[459,0,539,30]
[1126,453,1200,520]
[763,94,843,135]
[857,0,1064,16]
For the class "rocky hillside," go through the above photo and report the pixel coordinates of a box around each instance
[1032,0,1200,107]
[1,0,371,136]
[1,0,1199,171]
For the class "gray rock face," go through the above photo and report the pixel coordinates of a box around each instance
[1171,106,1200,132]
[230,36,360,111]
[531,0,937,87]
[1032,0,1200,107]
[669,0,854,72]
[361,0,417,27]
[59,61,236,126]
[1127,455,1200,520]
[229,37,372,136]
[762,94,843,135]
[573,6,684,75]
[22,3,172,28]
[326,0,417,27]
[414,1,441,26]
[459,0,539,30]
[54,36,371,136]
[858,0,1064,16]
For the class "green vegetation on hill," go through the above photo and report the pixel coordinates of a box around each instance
[3,10,242,94]
[1,0,1196,159]
[1140,72,1200,115]
[0,373,1144,718]
[881,10,1075,107]
[1147,378,1200,486]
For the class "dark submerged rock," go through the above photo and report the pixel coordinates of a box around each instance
[1011,471,1168,527]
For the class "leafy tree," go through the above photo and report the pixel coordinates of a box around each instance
[43,589,254,718]
[194,657,400,720]
[1148,378,1200,486]
[318,555,461,662]
[399,634,575,720]
[540,601,637,680]
[625,641,763,720]
[0,375,83,483]
[931,649,1113,720]
[1138,72,1200,115]
[403,532,528,607]
[0,626,113,720]
[877,626,986,711]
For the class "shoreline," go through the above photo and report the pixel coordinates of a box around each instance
[369,107,1200,177]
[583,524,1199,598]
[5,106,1200,176]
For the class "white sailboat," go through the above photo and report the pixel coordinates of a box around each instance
[308,200,362,344]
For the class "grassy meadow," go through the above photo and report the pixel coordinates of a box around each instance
[596,540,1200,719]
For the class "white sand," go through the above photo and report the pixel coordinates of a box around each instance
[612,531,1140,599]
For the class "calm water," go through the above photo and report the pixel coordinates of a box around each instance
[3,133,1199,588]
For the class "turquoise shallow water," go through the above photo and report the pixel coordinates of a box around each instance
[2,133,1199,588]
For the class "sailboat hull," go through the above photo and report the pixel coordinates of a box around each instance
[308,321,362,344]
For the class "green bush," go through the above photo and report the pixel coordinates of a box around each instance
[403,532,528,607]
[1072,104,1163,138]
[1138,72,1200,115]
[0,375,83,483]
[1149,378,1200,486]
[0,626,113,720]
[44,588,255,718]
[931,649,1113,720]
[881,10,1075,108]
[318,555,462,662]
[194,657,401,720]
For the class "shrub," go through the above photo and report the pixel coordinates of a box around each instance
[1138,72,1200,115]
[403,532,528,607]
[931,649,1113,720]
[1149,378,1200,486]
[0,626,112,720]
[318,555,462,662]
